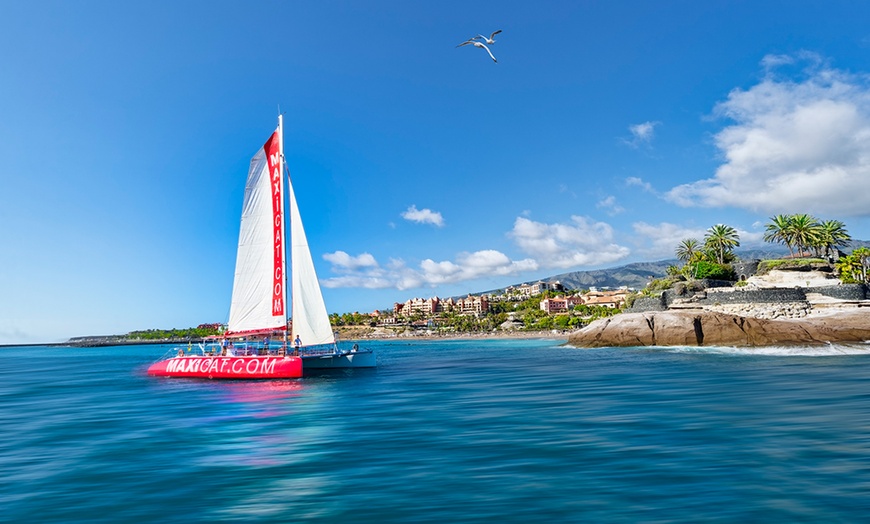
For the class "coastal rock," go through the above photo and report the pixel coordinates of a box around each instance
[567,309,870,348]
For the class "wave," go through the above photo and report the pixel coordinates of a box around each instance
[663,341,870,356]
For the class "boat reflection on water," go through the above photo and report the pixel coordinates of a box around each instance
[217,379,304,402]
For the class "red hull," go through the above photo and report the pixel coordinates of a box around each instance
[147,355,302,379]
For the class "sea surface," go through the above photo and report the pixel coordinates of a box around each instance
[2,339,870,523]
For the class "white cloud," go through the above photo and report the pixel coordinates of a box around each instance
[666,53,870,217]
[320,252,391,288]
[631,222,708,259]
[321,250,538,290]
[596,195,624,215]
[632,222,766,259]
[318,274,395,289]
[322,251,378,270]
[322,215,635,291]
[623,121,660,147]
[419,250,539,286]
[626,176,655,193]
[401,205,444,227]
[509,216,630,269]
[760,53,795,72]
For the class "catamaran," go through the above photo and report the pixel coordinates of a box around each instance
[148,116,374,379]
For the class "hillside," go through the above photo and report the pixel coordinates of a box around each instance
[490,247,810,293]
[547,261,672,290]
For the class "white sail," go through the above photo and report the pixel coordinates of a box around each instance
[289,178,335,347]
[227,127,287,334]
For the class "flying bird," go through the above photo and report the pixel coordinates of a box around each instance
[456,39,498,63]
[456,30,502,63]
[477,30,502,45]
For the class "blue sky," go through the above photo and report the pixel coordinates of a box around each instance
[4,1,870,343]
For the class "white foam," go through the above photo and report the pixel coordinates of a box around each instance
[664,343,870,357]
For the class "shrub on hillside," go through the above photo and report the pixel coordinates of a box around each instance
[643,275,684,295]
[689,261,735,281]
[673,280,707,296]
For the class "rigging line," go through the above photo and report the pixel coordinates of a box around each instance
[281,156,293,180]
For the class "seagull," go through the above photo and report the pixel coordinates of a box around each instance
[477,30,502,45]
[457,39,498,63]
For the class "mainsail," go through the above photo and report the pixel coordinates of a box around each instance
[227,124,287,334]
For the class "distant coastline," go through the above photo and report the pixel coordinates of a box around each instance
[0,338,200,349]
[0,331,568,349]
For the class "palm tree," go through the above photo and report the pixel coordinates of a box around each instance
[788,214,821,258]
[763,214,795,257]
[704,224,740,264]
[817,219,851,260]
[675,238,700,264]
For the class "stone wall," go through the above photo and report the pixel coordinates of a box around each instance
[696,279,735,289]
[698,287,807,305]
[806,283,869,300]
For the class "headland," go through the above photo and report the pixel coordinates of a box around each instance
[568,268,870,348]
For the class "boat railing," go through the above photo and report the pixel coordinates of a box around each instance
[298,342,368,356]
[163,340,297,358]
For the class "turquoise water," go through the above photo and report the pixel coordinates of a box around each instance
[2,339,870,522]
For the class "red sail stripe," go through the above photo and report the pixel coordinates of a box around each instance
[263,132,284,317]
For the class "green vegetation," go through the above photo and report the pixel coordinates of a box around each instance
[705,224,740,265]
[763,214,851,258]
[759,214,865,283]
[643,276,684,295]
[670,223,741,283]
[674,238,700,265]
[663,214,863,287]
[662,215,862,291]
[128,326,222,340]
[756,258,827,274]
[836,247,870,284]
[672,280,707,296]
[691,260,735,280]
[330,311,377,327]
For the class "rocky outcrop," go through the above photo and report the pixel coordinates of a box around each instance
[567,309,870,348]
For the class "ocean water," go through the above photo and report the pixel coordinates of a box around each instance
[2,339,870,523]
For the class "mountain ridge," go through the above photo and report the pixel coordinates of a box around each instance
[477,244,870,295]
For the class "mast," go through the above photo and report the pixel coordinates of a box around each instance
[278,113,289,336]
[278,114,289,348]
